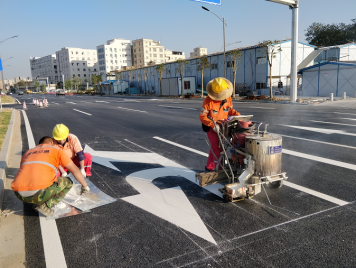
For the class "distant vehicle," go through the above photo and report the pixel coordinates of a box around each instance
[8,92,12,95]
[26,90,32,94]
[18,92,24,95]
[56,89,65,96]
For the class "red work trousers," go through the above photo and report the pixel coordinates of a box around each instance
[206,128,222,170]
[57,152,93,177]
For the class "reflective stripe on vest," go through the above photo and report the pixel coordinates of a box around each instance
[21,161,58,174]
[37,145,59,150]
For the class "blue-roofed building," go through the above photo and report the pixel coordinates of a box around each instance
[314,43,356,64]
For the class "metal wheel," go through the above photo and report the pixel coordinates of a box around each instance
[223,194,230,203]
[266,180,283,189]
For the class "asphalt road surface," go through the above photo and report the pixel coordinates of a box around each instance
[12,94,356,267]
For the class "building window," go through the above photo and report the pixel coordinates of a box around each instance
[211,63,218,70]
[83,68,86,71]
[256,83,266,89]
[166,70,170,75]
[78,74,80,77]
[257,57,267,65]
[71,63,74,66]
[153,48,157,52]
[184,81,191,90]
[153,54,157,57]
[84,74,87,77]
[227,61,235,68]
[77,68,80,71]
[160,54,163,58]
[160,49,163,52]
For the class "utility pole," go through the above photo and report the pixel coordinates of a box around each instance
[0,53,4,112]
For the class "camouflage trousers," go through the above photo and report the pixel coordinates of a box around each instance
[14,177,73,209]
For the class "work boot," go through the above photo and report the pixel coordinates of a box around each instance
[34,203,54,217]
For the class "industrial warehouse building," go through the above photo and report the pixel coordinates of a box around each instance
[119,40,316,96]
[314,43,356,64]
[299,62,356,97]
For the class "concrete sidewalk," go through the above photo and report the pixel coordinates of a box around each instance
[0,110,26,267]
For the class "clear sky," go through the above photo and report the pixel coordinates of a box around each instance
[1,0,355,80]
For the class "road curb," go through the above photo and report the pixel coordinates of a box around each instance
[0,109,16,212]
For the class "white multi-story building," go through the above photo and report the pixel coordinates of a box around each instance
[190,47,208,58]
[132,38,185,67]
[29,54,58,84]
[55,47,98,84]
[96,38,132,75]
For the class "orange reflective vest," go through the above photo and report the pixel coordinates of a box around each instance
[11,144,72,191]
[200,96,240,128]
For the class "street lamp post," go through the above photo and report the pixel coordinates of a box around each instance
[202,6,227,78]
[266,0,298,102]
[0,36,18,96]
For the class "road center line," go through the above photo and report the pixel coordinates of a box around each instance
[153,136,348,206]
[158,105,197,110]
[280,134,356,150]
[21,110,67,268]
[73,109,92,116]
[95,101,109,103]
[310,120,356,127]
[118,107,147,113]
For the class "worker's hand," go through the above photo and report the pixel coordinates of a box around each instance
[80,185,90,195]
[61,172,69,177]
[213,124,220,133]
[80,169,86,178]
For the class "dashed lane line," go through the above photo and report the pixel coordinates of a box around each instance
[340,118,356,121]
[95,101,110,103]
[66,102,76,104]
[118,107,147,113]
[21,110,67,268]
[153,136,349,206]
[158,105,197,110]
[73,109,92,116]
[280,134,356,150]
[310,120,356,127]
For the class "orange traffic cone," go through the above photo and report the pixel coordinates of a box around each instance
[39,101,43,108]
[23,101,27,109]
[44,99,48,107]
[32,99,35,105]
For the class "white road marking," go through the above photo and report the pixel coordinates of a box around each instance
[245,107,275,110]
[13,97,21,104]
[66,102,76,104]
[73,109,92,116]
[124,139,155,153]
[118,107,147,113]
[334,112,356,116]
[95,101,109,103]
[158,105,197,110]
[54,103,59,105]
[340,118,356,121]
[21,110,67,268]
[280,124,356,137]
[153,136,349,206]
[310,120,356,127]
[281,134,356,150]
[84,144,217,244]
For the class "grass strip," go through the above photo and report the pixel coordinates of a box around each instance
[0,110,12,150]
[1,96,15,103]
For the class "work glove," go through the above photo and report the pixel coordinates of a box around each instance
[213,124,220,133]
[61,172,69,177]
[81,185,90,195]
[80,168,86,177]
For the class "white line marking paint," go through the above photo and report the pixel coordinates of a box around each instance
[54,103,59,105]
[153,137,208,157]
[124,139,155,153]
[310,120,356,127]
[66,102,76,104]
[153,136,348,206]
[21,110,67,268]
[245,107,275,110]
[95,101,109,103]
[118,107,147,113]
[283,181,348,206]
[281,134,356,150]
[158,105,197,110]
[13,98,21,104]
[334,112,356,116]
[280,124,356,137]
[73,109,92,116]
[340,118,356,121]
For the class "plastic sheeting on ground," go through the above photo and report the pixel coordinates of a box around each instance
[46,175,116,220]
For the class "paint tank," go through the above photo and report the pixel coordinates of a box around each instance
[245,134,282,177]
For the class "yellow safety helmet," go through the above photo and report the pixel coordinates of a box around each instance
[52,124,69,140]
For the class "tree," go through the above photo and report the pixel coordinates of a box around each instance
[258,40,282,98]
[40,84,46,92]
[72,77,82,93]
[33,80,40,92]
[136,68,141,94]
[155,64,165,96]
[227,50,242,97]
[16,80,26,87]
[127,67,135,96]
[176,59,189,97]
[65,78,72,90]
[305,19,356,47]
[142,67,149,95]
[196,55,211,97]
[91,75,98,91]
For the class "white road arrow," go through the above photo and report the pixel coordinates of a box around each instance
[84,144,218,245]
[280,125,356,137]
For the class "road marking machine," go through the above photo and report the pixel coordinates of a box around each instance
[196,115,288,203]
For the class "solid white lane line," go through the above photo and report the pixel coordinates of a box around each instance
[282,149,356,170]
[158,105,197,110]
[95,101,109,103]
[280,134,356,150]
[339,118,356,121]
[73,109,92,116]
[118,107,147,113]
[66,102,76,104]
[153,137,208,157]
[13,97,21,104]
[283,181,348,206]
[124,139,155,153]
[310,120,356,127]
[153,136,349,206]
[21,110,67,268]
[334,112,356,116]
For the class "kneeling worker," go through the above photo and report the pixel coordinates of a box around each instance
[52,124,93,178]
[11,136,90,217]
[200,77,241,171]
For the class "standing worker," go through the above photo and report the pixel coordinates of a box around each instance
[200,78,241,171]
[52,124,93,177]
[11,136,90,217]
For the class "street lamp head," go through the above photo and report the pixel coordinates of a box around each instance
[12,35,19,38]
[266,0,297,7]
[202,6,210,11]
